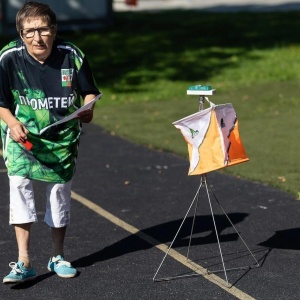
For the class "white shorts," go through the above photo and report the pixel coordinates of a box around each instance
[8,175,72,228]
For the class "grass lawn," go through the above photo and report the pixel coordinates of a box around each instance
[65,10,300,198]
[2,10,298,198]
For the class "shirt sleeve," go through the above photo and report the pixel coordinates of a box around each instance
[0,62,13,109]
[77,56,100,97]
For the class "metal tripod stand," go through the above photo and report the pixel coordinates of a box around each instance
[153,92,260,285]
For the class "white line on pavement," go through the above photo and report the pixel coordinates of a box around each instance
[71,190,256,300]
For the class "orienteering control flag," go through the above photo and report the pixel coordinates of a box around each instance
[173,99,249,175]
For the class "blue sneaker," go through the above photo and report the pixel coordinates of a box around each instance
[47,255,77,278]
[3,261,37,284]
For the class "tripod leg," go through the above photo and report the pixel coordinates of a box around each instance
[208,185,260,267]
[203,175,229,284]
[187,176,203,260]
[153,180,203,282]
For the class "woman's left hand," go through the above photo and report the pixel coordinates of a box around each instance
[76,108,93,123]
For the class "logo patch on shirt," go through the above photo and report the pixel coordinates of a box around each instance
[61,69,74,87]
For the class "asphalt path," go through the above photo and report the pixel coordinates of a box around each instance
[1,2,299,299]
[0,122,299,300]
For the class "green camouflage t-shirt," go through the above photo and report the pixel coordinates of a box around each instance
[0,38,100,183]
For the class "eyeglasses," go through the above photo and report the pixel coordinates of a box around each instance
[21,26,53,38]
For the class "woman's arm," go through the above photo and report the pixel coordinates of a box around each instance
[0,107,29,141]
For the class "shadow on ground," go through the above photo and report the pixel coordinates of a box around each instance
[72,213,249,268]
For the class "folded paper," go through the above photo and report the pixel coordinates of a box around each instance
[39,94,102,135]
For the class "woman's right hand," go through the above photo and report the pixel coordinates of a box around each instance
[8,119,29,142]
[0,107,29,142]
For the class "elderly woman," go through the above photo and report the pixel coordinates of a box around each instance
[0,1,100,283]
